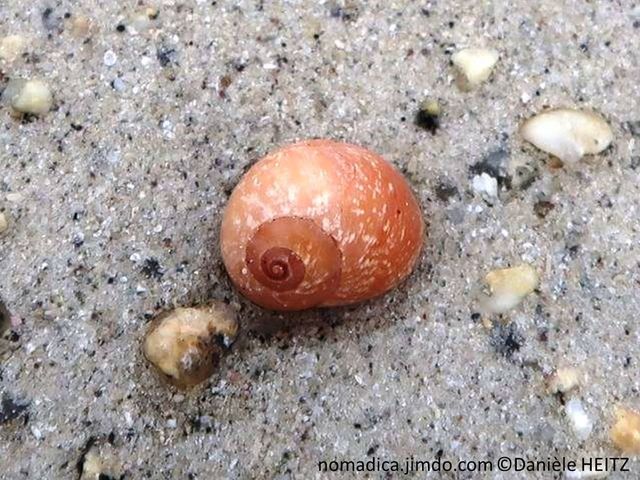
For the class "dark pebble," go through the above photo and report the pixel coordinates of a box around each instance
[141,257,164,280]
[434,181,458,202]
[490,323,524,360]
[156,45,178,67]
[533,200,555,219]
[470,149,510,187]
[0,393,29,424]
[415,108,440,134]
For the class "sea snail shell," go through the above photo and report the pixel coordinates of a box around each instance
[220,139,424,311]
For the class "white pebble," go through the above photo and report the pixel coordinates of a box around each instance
[124,411,134,427]
[103,50,117,67]
[30,425,43,440]
[3,79,53,115]
[565,399,593,441]
[112,77,126,92]
[0,35,26,62]
[6,192,23,203]
[166,418,177,429]
[520,109,613,163]
[452,48,499,91]
[565,468,609,479]
[472,173,498,200]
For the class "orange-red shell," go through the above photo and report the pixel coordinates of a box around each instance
[220,139,424,311]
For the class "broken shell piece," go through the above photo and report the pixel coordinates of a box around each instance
[610,407,640,454]
[565,398,593,441]
[520,109,613,163]
[452,48,499,91]
[3,79,53,115]
[0,35,26,62]
[481,264,538,314]
[547,367,581,394]
[143,303,239,388]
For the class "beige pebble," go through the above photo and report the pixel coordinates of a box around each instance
[610,407,640,454]
[520,109,613,163]
[3,79,53,115]
[70,16,96,38]
[0,35,26,62]
[481,263,539,314]
[452,48,499,91]
[81,450,104,479]
[547,367,581,394]
[143,302,238,388]
[80,441,119,480]
[0,212,7,234]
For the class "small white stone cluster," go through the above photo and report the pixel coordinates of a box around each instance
[454,48,613,203]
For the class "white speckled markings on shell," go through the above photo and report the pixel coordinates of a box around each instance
[220,139,424,311]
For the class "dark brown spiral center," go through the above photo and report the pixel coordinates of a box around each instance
[266,260,287,280]
[251,246,305,292]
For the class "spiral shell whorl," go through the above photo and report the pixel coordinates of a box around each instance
[243,216,342,310]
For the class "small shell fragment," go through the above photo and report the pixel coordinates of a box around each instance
[547,367,581,394]
[3,79,53,115]
[0,35,26,62]
[143,303,239,388]
[610,407,640,454]
[481,263,539,314]
[565,398,593,441]
[452,48,499,91]
[520,109,613,163]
